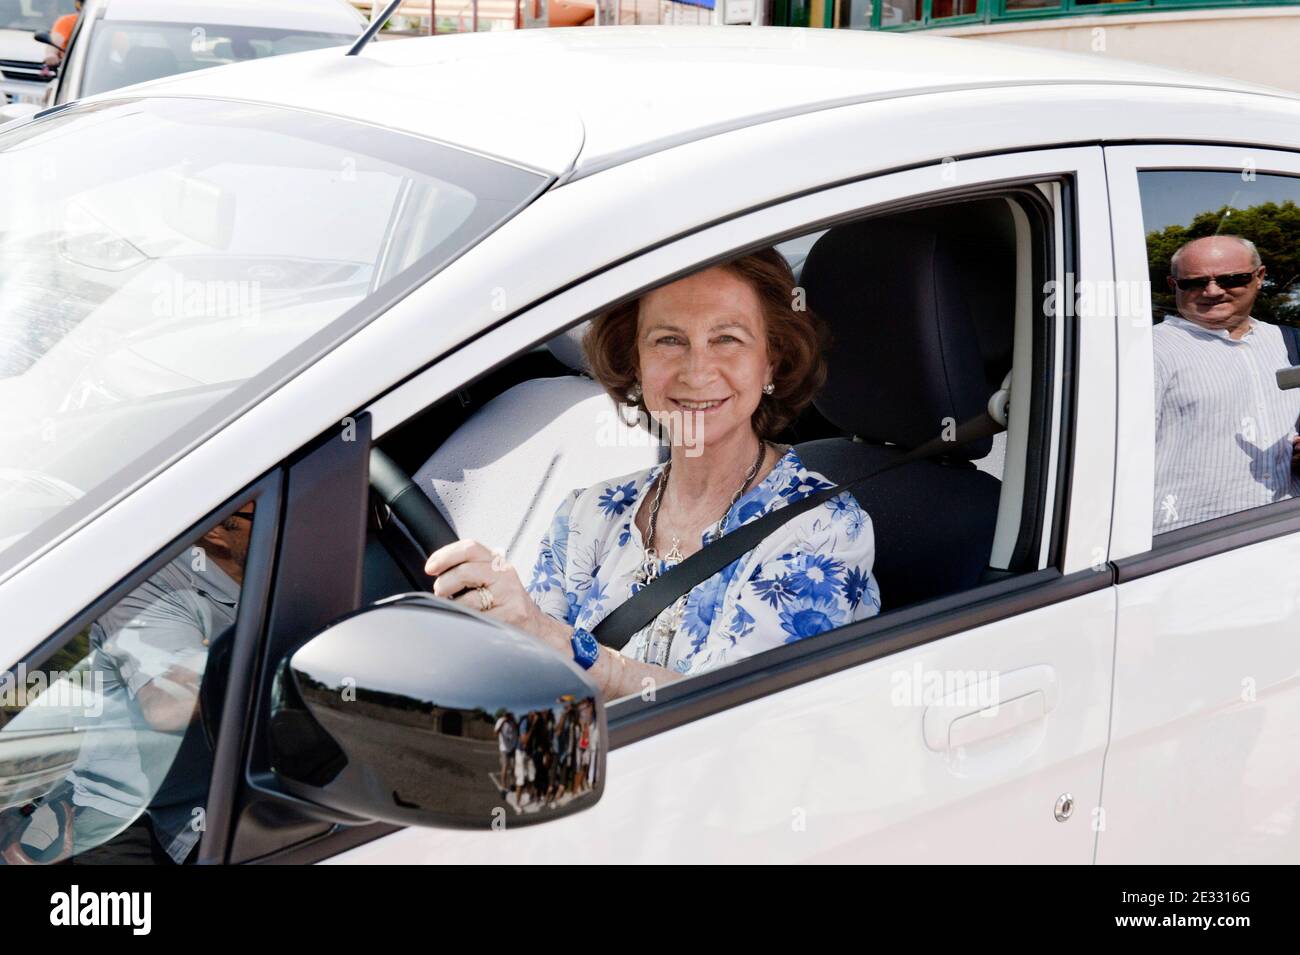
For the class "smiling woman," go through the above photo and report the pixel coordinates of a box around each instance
[423,249,881,702]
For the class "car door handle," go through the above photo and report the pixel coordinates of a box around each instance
[922,664,1058,751]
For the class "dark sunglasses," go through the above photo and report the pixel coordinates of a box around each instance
[1172,270,1257,292]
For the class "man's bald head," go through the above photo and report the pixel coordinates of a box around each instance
[1167,234,1265,338]
[1170,235,1262,278]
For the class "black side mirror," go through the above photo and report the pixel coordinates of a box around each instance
[269,593,605,830]
[33,31,62,51]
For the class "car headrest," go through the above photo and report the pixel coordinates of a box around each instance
[801,218,993,459]
[121,46,181,86]
[546,324,589,374]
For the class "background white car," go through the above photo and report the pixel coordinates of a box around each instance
[0,0,366,120]
[0,25,1298,864]
[0,0,76,104]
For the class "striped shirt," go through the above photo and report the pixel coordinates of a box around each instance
[1153,314,1300,533]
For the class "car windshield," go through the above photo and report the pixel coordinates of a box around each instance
[0,0,76,32]
[0,96,546,578]
[80,21,360,97]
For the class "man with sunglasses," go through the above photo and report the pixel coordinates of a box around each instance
[1153,235,1300,533]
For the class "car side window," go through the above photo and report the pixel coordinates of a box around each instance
[0,501,255,864]
[1138,170,1300,535]
[370,183,1063,701]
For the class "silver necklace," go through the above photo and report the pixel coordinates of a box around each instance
[644,438,768,572]
[633,440,770,667]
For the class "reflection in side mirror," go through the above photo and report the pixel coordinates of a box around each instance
[269,593,605,830]
[33,31,61,50]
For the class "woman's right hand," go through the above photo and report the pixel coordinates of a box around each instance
[424,542,683,702]
[424,538,552,640]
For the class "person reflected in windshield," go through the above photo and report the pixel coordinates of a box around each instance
[425,249,881,701]
[1153,235,1300,532]
[0,504,253,864]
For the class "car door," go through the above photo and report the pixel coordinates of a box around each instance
[1099,144,1300,864]
[304,144,1120,863]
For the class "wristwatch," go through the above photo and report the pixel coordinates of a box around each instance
[571,627,600,670]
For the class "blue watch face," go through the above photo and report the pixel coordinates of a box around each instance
[573,629,599,668]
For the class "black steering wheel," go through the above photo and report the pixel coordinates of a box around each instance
[367,448,459,577]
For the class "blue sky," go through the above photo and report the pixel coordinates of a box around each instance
[1139,170,1300,234]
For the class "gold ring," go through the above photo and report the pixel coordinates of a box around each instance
[477,585,494,612]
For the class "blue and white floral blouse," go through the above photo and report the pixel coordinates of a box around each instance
[525,446,881,678]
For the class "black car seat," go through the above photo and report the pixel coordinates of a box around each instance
[795,212,1010,611]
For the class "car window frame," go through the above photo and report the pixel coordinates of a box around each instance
[226,416,386,865]
[0,469,281,865]
[361,146,1114,722]
[1104,142,1300,578]
[233,146,1116,864]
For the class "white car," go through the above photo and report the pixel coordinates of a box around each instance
[1,25,1298,865]
[0,0,77,104]
[1,0,366,119]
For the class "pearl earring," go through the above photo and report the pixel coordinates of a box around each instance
[627,382,642,402]
[762,382,775,396]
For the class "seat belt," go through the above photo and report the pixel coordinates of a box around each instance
[591,411,1006,651]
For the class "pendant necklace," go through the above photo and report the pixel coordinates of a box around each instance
[634,439,770,667]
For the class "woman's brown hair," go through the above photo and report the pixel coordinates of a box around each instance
[583,247,828,440]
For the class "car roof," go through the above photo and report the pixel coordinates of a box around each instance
[107,24,1299,179]
[97,0,366,32]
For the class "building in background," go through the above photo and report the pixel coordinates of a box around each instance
[772,0,1300,93]
[351,0,759,31]
[351,0,1299,93]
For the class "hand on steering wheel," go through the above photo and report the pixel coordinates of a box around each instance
[425,540,546,637]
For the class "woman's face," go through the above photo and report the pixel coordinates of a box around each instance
[636,266,772,452]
